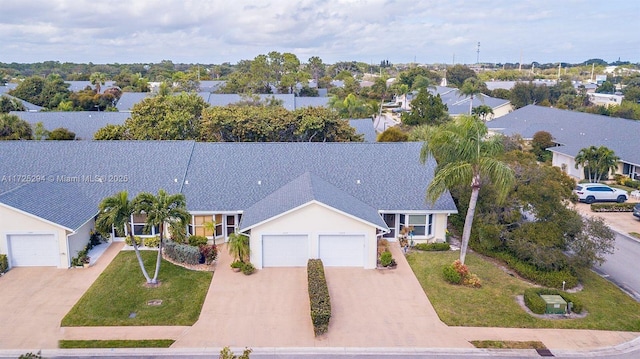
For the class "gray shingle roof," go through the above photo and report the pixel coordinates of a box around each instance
[487,105,640,166]
[429,86,511,116]
[240,171,388,230]
[0,141,457,231]
[10,111,130,140]
[348,119,377,142]
[1,94,43,112]
[294,97,330,108]
[115,92,152,111]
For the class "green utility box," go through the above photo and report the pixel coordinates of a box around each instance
[540,295,567,314]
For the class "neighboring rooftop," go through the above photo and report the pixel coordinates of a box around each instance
[10,111,130,140]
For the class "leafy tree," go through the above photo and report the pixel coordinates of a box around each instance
[0,113,33,140]
[419,115,514,264]
[622,86,640,104]
[172,71,200,92]
[531,131,554,162]
[445,64,477,88]
[96,191,153,283]
[472,104,494,122]
[306,56,325,84]
[328,93,374,119]
[9,76,45,105]
[397,67,440,90]
[377,126,408,142]
[401,90,448,126]
[33,122,49,140]
[574,146,619,182]
[133,190,190,285]
[509,82,550,109]
[596,81,615,94]
[0,96,25,113]
[47,127,76,140]
[566,217,615,268]
[93,124,127,140]
[114,70,150,92]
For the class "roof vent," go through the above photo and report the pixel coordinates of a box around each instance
[356,179,361,184]
[184,180,189,185]
[258,180,262,185]
[174,178,178,183]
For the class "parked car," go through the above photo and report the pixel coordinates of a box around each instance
[634,203,640,220]
[573,183,628,204]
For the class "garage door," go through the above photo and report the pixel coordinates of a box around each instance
[319,234,365,267]
[7,234,59,267]
[262,234,309,267]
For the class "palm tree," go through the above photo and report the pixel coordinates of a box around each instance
[133,190,190,284]
[96,191,152,283]
[574,146,620,183]
[227,232,250,263]
[459,78,484,115]
[419,115,514,264]
[472,105,494,123]
[90,72,106,94]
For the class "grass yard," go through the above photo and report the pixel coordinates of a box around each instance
[61,251,213,326]
[407,250,640,331]
[59,339,174,348]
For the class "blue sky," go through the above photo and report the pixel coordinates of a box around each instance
[1,0,638,65]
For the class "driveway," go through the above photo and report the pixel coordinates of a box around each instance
[173,242,471,348]
[571,201,639,236]
[0,242,123,349]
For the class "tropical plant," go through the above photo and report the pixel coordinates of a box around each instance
[133,190,190,285]
[96,191,152,283]
[574,145,620,183]
[419,115,514,264]
[227,232,250,263]
[90,72,106,93]
[471,104,494,122]
[459,77,485,114]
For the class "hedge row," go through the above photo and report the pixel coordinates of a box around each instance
[307,259,331,336]
[523,287,583,314]
[0,254,8,274]
[492,251,578,289]
[590,203,635,212]
[163,240,200,265]
[414,242,450,251]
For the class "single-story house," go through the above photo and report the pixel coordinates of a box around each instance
[487,105,640,180]
[0,141,457,270]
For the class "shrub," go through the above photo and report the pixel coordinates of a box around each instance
[125,236,143,246]
[523,287,583,314]
[591,203,635,212]
[88,230,105,249]
[379,250,393,267]
[442,264,462,284]
[0,254,8,274]
[199,244,218,264]
[188,235,209,247]
[463,273,482,288]
[144,236,161,248]
[163,239,200,265]
[493,251,578,289]
[241,262,255,275]
[452,259,469,277]
[307,259,331,336]
[219,346,252,359]
[230,260,243,270]
[414,242,450,251]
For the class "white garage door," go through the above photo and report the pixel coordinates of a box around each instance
[262,234,309,267]
[7,234,59,267]
[319,234,365,267]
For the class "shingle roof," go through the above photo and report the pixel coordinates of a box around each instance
[115,92,152,111]
[487,105,640,166]
[294,97,330,109]
[348,119,377,142]
[240,171,388,230]
[10,111,130,140]
[1,94,43,112]
[429,86,510,116]
[65,81,116,93]
[0,141,457,231]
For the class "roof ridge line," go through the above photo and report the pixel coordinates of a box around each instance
[179,141,197,193]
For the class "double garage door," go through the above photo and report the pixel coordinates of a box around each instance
[7,234,59,267]
[262,234,365,267]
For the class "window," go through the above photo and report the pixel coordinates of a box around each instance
[131,213,157,236]
[191,215,214,237]
[399,214,433,237]
[383,214,396,238]
[226,215,236,236]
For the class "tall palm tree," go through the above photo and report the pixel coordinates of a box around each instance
[133,190,190,284]
[459,77,484,115]
[574,146,619,183]
[96,191,152,283]
[90,72,106,94]
[419,115,514,264]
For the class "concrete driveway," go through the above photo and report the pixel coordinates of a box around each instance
[173,242,470,348]
[0,242,123,349]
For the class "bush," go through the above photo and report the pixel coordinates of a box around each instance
[188,235,209,247]
[493,251,578,289]
[230,260,244,270]
[144,236,161,248]
[463,273,482,288]
[0,254,8,274]
[163,239,200,265]
[379,250,393,267]
[523,287,583,314]
[414,242,450,251]
[125,236,143,247]
[88,230,105,249]
[591,203,635,212]
[307,259,331,336]
[442,264,462,284]
[241,262,255,275]
[199,244,218,264]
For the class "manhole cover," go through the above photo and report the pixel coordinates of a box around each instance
[147,299,163,306]
[128,312,137,318]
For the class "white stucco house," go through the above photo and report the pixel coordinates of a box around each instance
[0,141,457,270]
[487,105,640,181]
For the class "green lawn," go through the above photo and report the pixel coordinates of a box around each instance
[407,251,640,331]
[59,339,174,348]
[61,251,213,326]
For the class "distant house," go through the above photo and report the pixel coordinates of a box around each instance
[587,93,623,107]
[0,141,456,269]
[487,105,640,180]
[1,94,43,112]
[10,111,129,140]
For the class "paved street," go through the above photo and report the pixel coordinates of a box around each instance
[596,232,640,301]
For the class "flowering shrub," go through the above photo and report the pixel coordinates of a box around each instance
[442,260,481,288]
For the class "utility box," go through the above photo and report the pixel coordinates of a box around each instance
[540,295,567,314]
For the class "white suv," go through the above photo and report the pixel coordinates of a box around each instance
[573,183,628,204]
